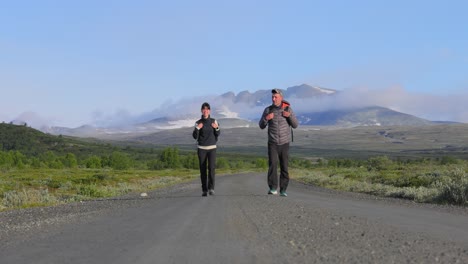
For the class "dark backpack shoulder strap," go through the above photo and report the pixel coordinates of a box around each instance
[268,105,274,113]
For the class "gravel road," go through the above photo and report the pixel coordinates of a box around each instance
[1,173,468,263]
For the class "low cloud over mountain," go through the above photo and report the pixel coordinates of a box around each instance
[8,84,468,137]
[138,84,467,125]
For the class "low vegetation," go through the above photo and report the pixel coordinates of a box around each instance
[290,156,468,206]
[0,123,266,211]
[1,123,467,211]
[0,147,264,211]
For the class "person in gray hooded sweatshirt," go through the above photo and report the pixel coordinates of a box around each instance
[259,89,298,197]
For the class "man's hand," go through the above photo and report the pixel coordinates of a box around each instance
[266,113,274,120]
[197,123,204,129]
[211,122,218,129]
[282,111,291,118]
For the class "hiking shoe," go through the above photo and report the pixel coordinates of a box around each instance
[202,192,208,197]
[208,189,215,195]
[268,189,278,195]
[280,191,287,197]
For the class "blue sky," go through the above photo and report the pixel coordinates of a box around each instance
[1,0,467,128]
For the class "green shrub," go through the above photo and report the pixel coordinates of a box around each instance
[159,147,181,169]
[85,156,102,168]
[216,157,229,169]
[45,178,62,189]
[393,173,436,188]
[109,151,132,170]
[49,160,64,169]
[78,184,107,197]
[367,156,393,171]
[255,158,267,169]
[230,160,245,169]
[435,168,468,205]
[2,188,58,208]
[93,173,111,181]
[147,159,165,170]
[182,154,198,169]
[384,186,439,202]
[62,153,78,168]
[439,156,460,165]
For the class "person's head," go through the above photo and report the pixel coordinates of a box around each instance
[201,102,211,118]
[271,88,283,106]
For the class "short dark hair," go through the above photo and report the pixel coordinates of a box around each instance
[201,102,210,110]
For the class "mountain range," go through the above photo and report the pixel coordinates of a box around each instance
[37,84,449,138]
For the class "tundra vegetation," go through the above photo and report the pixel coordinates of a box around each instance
[290,156,468,206]
[1,123,467,211]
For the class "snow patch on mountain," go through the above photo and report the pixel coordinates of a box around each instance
[315,86,336,94]
[216,105,239,118]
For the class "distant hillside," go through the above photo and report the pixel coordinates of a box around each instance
[0,123,126,157]
[131,123,468,159]
[297,106,434,126]
[0,123,66,155]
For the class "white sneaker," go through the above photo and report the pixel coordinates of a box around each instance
[268,189,278,195]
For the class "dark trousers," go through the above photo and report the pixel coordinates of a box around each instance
[267,142,290,192]
[198,148,216,192]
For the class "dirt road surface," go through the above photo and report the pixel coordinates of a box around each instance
[1,173,468,263]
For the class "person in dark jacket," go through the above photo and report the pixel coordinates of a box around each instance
[259,89,298,197]
[193,102,220,197]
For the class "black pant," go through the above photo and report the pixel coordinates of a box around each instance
[267,142,289,192]
[198,148,216,192]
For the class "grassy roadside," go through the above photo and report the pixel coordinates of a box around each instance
[290,160,468,206]
[0,168,200,211]
[2,158,468,211]
[0,167,259,212]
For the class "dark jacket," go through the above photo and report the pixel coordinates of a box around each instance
[193,116,220,147]
[259,100,298,145]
